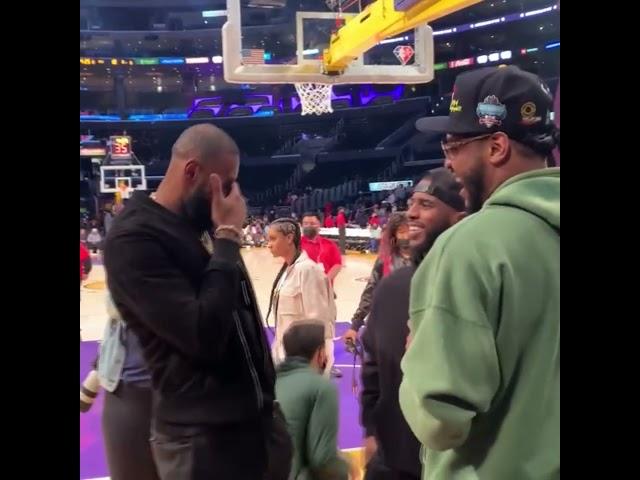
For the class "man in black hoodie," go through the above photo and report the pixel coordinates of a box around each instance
[360,168,465,480]
[104,124,289,480]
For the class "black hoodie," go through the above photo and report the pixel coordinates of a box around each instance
[360,265,421,478]
[104,192,275,434]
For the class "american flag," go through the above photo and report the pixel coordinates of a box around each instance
[241,49,265,65]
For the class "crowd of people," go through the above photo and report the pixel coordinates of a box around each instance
[81,65,560,480]
[242,202,402,255]
[80,202,122,254]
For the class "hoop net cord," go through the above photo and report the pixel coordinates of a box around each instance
[295,83,334,116]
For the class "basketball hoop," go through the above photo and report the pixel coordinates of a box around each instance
[222,0,438,116]
[295,82,334,116]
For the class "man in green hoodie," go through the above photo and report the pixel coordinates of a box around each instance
[276,321,352,480]
[399,65,560,480]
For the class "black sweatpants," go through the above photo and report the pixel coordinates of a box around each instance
[150,420,269,480]
[102,382,159,480]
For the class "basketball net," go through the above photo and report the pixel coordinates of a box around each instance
[294,82,334,116]
[295,0,361,116]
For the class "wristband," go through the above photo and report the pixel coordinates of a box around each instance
[215,225,242,244]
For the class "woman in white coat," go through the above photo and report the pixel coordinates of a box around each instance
[266,218,337,376]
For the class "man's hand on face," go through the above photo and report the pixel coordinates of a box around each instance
[210,174,246,231]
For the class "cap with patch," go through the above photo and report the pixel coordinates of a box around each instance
[416,65,554,139]
[413,167,465,212]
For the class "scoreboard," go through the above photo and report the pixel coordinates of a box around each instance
[368,180,413,192]
[109,136,132,160]
[100,135,146,193]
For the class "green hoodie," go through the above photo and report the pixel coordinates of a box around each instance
[276,357,349,480]
[399,168,560,480]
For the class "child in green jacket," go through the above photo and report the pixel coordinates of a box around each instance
[276,322,353,480]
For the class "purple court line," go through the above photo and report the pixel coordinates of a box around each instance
[80,323,363,480]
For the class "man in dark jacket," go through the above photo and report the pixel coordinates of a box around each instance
[360,168,466,480]
[104,124,288,480]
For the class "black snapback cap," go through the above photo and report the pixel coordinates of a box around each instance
[416,65,554,140]
[413,167,465,212]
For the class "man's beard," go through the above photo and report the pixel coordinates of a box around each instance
[411,223,449,266]
[182,186,213,233]
[462,165,485,215]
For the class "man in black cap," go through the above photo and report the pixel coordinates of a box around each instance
[360,168,466,480]
[400,65,560,479]
[415,64,559,213]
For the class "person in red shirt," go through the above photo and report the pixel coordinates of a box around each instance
[300,212,343,285]
[80,242,92,284]
[323,201,333,218]
[368,212,380,228]
[335,207,347,254]
[323,214,335,228]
